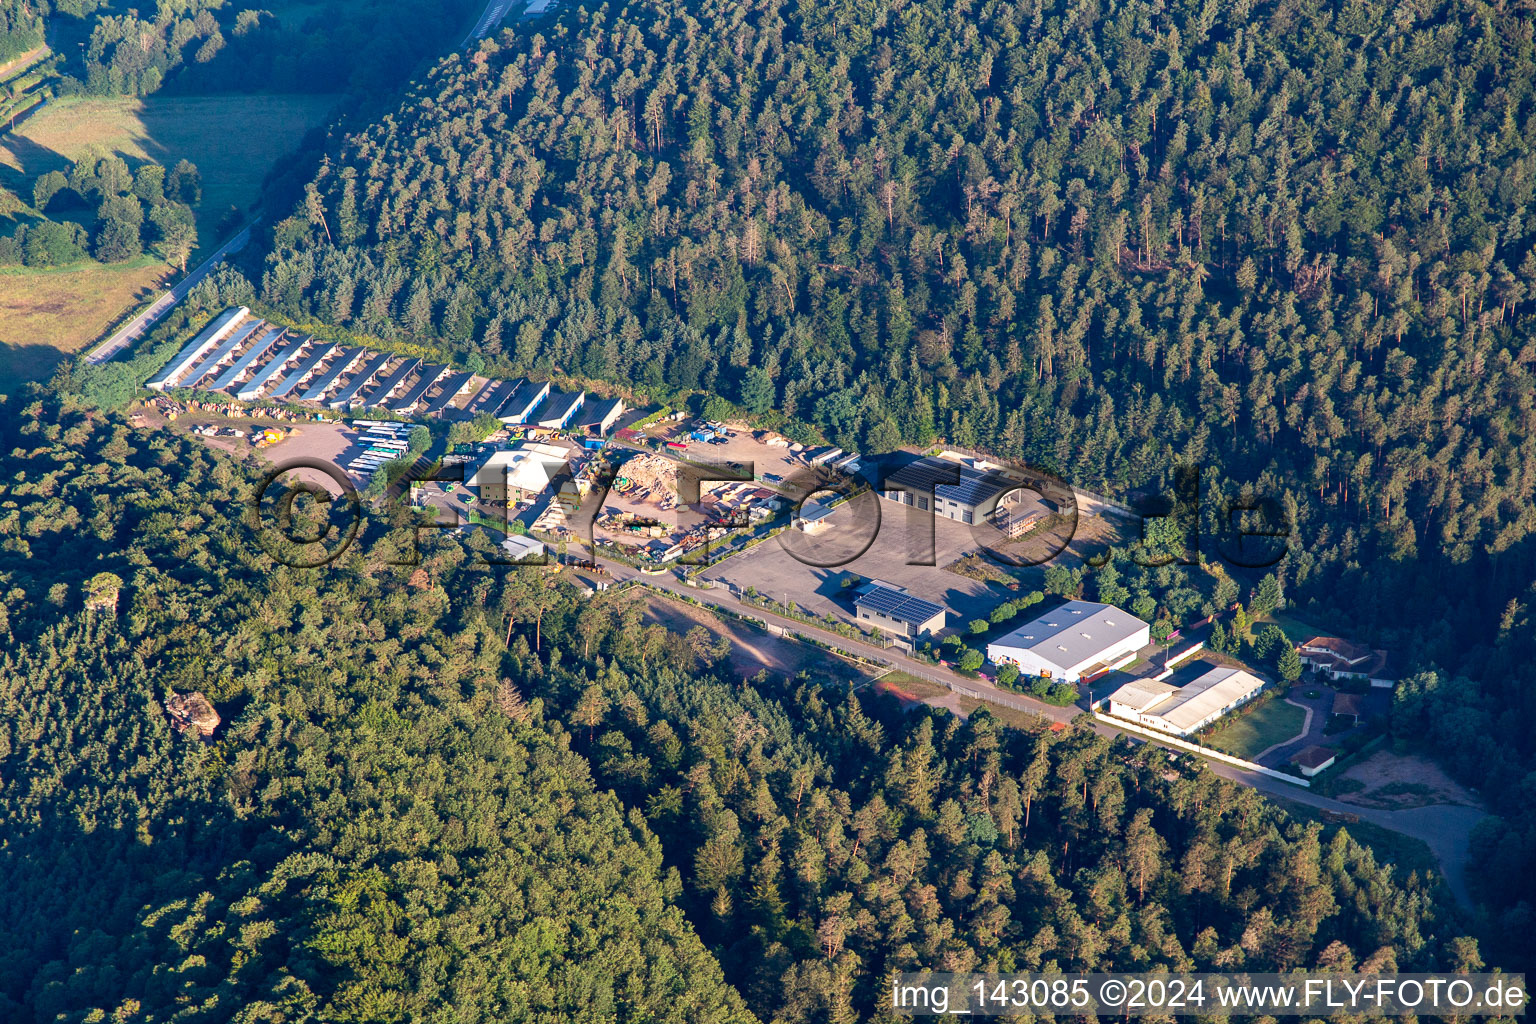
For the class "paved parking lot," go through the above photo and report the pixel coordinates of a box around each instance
[700,502,1012,630]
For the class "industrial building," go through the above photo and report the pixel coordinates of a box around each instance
[574,395,626,435]
[362,357,421,409]
[300,348,366,402]
[268,342,338,399]
[880,454,1023,526]
[386,365,447,413]
[1105,666,1268,737]
[467,441,572,501]
[420,371,473,416]
[328,351,394,409]
[987,600,1149,682]
[853,582,946,638]
[178,318,263,389]
[208,326,284,392]
[535,390,585,429]
[498,379,551,424]
[236,332,310,400]
[147,307,250,390]
[499,535,547,562]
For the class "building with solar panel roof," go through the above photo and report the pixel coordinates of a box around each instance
[879,454,1020,525]
[853,581,946,638]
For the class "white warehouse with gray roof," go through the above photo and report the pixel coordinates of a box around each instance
[1105,666,1268,737]
[986,600,1149,682]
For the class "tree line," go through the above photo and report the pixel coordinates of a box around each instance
[0,386,1500,1020]
[243,0,1536,961]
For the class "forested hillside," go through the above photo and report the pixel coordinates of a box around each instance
[0,392,751,1022]
[0,0,474,100]
[0,388,1494,1020]
[252,0,1536,954]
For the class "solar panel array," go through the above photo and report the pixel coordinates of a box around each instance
[209,327,284,392]
[269,342,338,398]
[422,371,474,416]
[855,585,945,626]
[470,380,518,416]
[390,364,448,412]
[884,458,1006,507]
[300,348,365,401]
[237,333,310,399]
[363,357,421,408]
[180,319,262,387]
[328,351,394,408]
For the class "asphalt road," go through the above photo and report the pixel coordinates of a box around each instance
[463,0,521,46]
[85,223,256,365]
[583,551,1486,908]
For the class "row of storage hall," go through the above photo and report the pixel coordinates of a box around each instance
[145,307,625,433]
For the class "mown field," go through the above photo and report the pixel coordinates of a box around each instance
[0,258,170,383]
[1206,697,1308,760]
[1,93,337,255]
[0,93,336,384]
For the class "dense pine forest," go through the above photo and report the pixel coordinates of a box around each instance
[247,0,1536,957]
[0,391,1492,1021]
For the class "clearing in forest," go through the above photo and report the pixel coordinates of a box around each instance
[0,94,336,383]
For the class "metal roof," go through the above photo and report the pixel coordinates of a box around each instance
[536,390,584,425]
[180,319,262,388]
[327,351,394,408]
[988,600,1149,673]
[884,456,1010,508]
[502,379,552,422]
[421,371,474,415]
[210,326,284,391]
[360,356,420,408]
[574,395,625,428]
[237,333,311,399]
[147,307,249,389]
[469,379,518,416]
[1109,666,1266,733]
[269,342,338,398]
[389,364,449,412]
[300,348,366,401]
[854,584,946,627]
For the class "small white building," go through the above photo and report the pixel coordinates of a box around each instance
[1106,665,1268,737]
[987,601,1149,683]
[500,534,547,562]
[794,496,839,534]
[1291,745,1338,777]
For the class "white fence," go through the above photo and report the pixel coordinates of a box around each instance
[1091,712,1310,787]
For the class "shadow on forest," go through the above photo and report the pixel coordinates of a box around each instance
[0,780,277,1019]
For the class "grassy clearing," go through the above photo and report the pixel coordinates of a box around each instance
[0,93,335,383]
[1261,610,1331,645]
[873,670,952,700]
[1,93,337,255]
[1206,698,1307,759]
[0,258,170,381]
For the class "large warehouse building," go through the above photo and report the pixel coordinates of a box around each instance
[1105,666,1268,737]
[987,600,1149,682]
